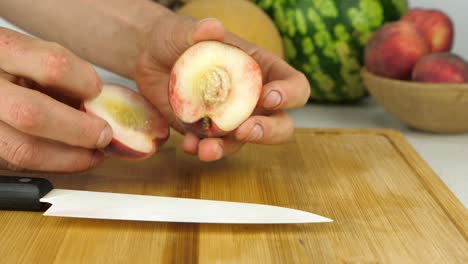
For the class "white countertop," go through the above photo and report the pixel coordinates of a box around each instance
[1,17,466,208]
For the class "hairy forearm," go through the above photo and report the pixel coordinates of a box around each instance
[0,0,172,78]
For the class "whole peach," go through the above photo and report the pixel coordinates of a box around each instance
[402,8,454,53]
[365,21,430,80]
[412,53,468,83]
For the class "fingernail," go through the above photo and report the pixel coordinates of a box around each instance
[93,71,102,93]
[247,124,264,142]
[214,142,223,160]
[263,90,282,109]
[197,18,213,26]
[91,150,104,167]
[196,18,220,30]
[97,125,113,148]
[190,18,216,45]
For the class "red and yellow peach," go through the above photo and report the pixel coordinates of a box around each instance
[365,21,430,80]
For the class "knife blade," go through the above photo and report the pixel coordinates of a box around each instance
[0,176,333,224]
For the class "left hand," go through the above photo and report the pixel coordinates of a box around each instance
[135,14,310,162]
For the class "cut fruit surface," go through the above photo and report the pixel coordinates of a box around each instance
[83,84,168,160]
[169,41,262,137]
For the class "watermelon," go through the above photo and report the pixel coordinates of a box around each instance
[250,0,408,103]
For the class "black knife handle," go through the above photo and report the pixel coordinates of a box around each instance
[0,176,53,211]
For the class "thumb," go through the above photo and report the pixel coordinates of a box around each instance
[190,17,226,45]
[148,15,226,69]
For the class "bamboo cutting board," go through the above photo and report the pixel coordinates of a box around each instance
[0,129,467,263]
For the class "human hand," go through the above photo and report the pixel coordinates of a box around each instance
[135,14,310,162]
[0,27,113,172]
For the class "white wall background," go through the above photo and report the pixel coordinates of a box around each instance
[409,0,468,58]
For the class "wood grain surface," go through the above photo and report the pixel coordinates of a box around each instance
[0,129,467,263]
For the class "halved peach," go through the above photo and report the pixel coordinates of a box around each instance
[169,41,262,137]
[82,84,169,160]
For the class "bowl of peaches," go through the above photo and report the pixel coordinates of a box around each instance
[361,8,468,134]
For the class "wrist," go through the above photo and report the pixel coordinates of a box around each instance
[137,4,175,46]
[126,4,174,78]
[135,11,198,76]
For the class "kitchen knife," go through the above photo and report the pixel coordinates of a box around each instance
[0,176,333,224]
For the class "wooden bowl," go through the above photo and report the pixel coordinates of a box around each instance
[361,68,468,134]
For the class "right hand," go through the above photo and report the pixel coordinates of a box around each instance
[135,15,309,162]
[0,27,113,172]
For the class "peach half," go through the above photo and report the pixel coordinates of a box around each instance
[168,41,263,137]
[82,84,169,160]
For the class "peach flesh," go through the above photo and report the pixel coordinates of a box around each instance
[82,83,169,160]
[169,41,262,138]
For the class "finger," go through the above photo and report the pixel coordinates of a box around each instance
[25,80,83,109]
[147,15,226,70]
[224,32,295,81]
[235,111,295,145]
[222,33,311,110]
[0,69,38,91]
[181,132,199,155]
[0,69,81,109]
[197,137,244,162]
[191,18,226,44]
[0,27,101,100]
[0,121,103,172]
[0,79,112,149]
[260,71,311,110]
[0,68,17,82]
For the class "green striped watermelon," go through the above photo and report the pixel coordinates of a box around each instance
[250,0,408,103]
